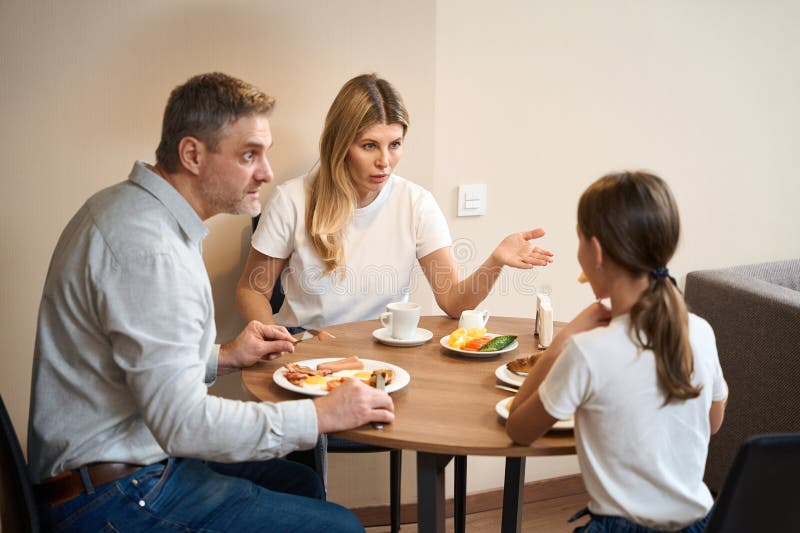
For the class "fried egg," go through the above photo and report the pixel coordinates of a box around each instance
[301,369,375,391]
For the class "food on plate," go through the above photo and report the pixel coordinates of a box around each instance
[447,328,516,352]
[478,335,517,352]
[506,354,538,374]
[578,271,588,283]
[283,362,331,386]
[282,358,391,392]
[317,355,364,372]
[447,327,488,349]
[369,369,394,388]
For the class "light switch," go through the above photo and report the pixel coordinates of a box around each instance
[465,199,480,209]
[458,184,487,216]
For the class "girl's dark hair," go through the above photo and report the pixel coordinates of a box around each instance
[577,171,701,404]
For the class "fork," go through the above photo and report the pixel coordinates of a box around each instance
[372,372,386,430]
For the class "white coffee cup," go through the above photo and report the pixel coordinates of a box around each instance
[459,309,490,330]
[379,302,421,340]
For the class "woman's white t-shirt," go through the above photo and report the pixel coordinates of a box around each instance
[539,313,728,530]
[252,174,452,329]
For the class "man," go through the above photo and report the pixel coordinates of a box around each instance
[28,72,393,531]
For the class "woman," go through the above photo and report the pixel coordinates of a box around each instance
[236,73,553,330]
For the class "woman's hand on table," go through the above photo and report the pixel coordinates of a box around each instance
[491,228,554,269]
[314,378,395,433]
[217,321,295,375]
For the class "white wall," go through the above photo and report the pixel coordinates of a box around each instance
[426,0,800,498]
[435,0,800,325]
[2,0,799,512]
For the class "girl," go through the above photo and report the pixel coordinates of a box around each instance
[507,171,728,532]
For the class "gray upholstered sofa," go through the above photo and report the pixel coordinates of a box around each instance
[684,259,800,492]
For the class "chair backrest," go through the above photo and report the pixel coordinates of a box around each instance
[705,433,800,533]
[0,394,40,532]
[251,215,285,314]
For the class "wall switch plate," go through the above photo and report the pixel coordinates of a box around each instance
[458,184,487,216]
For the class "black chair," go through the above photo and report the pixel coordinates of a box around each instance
[0,394,40,532]
[705,433,800,532]
[251,216,403,532]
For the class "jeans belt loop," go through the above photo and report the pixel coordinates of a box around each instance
[568,507,591,523]
[78,465,95,495]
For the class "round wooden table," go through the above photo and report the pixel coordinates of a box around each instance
[242,316,576,533]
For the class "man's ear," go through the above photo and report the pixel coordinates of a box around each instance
[178,136,205,176]
[590,236,604,271]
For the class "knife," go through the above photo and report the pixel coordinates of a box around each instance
[495,383,519,394]
[292,329,336,344]
[292,331,314,344]
[372,372,386,430]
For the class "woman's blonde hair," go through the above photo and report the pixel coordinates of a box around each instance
[306,74,409,272]
[577,171,701,404]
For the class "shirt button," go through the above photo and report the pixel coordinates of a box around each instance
[132,479,139,486]
[139,500,146,507]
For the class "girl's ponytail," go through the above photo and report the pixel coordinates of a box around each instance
[630,273,701,404]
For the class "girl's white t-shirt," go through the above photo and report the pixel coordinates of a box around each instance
[539,313,728,530]
[252,174,452,329]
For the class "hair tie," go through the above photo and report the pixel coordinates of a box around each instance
[650,266,677,286]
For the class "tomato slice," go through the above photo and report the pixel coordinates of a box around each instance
[462,336,492,351]
[326,378,345,391]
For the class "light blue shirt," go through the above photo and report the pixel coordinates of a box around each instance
[28,161,317,482]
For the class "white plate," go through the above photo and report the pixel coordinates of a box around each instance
[273,358,411,397]
[373,327,433,347]
[495,363,525,388]
[439,334,519,357]
[495,397,574,430]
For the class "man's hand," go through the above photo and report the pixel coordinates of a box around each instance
[314,379,395,433]
[491,229,554,269]
[218,321,295,374]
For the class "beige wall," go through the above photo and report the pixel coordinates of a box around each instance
[2,0,799,511]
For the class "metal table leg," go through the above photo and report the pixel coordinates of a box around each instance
[501,456,526,533]
[416,452,453,533]
[454,455,467,533]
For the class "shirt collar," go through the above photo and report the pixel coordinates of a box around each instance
[128,161,208,244]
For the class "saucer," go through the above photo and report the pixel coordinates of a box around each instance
[372,327,433,347]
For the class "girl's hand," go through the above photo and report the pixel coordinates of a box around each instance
[557,301,612,342]
[491,229,554,269]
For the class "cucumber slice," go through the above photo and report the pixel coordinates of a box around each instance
[478,335,517,352]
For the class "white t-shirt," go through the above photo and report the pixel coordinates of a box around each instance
[539,313,728,530]
[252,174,452,329]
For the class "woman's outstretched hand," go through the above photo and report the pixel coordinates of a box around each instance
[491,229,554,269]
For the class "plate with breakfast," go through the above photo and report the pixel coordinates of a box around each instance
[495,397,574,430]
[273,356,410,397]
[495,354,539,387]
[440,327,518,357]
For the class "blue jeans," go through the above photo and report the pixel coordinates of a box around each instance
[570,507,711,533]
[40,457,364,532]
